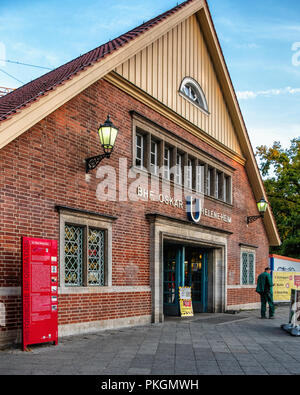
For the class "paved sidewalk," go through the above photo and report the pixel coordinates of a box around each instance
[0,306,300,375]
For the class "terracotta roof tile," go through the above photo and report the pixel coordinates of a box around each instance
[0,0,194,122]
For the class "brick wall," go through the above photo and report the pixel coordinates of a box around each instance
[0,78,269,345]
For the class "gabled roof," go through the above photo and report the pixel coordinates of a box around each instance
[0,0,193,122]
[0,0,281,246]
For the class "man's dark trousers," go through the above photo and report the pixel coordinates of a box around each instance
[260,292,275,318]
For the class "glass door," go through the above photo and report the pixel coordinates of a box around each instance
[163,246,184,316]
[186,249,208,313]
[163,244,209,316]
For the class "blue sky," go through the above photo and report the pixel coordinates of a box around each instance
[0,0,299,151]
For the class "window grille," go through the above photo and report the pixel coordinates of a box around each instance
[241,252,255,285]
[65,225,83,286]
[64,224,106,287]
[88,228,105,286]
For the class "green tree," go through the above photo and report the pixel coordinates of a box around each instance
[256,137,300,258]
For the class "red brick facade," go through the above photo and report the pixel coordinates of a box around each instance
[0,78,269,346]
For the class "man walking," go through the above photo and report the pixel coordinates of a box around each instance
[256,267,275,319]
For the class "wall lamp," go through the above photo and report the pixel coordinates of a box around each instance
[85,115,119,173]
[247,197,268,225]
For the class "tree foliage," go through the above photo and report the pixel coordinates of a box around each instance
[256,137,300,258]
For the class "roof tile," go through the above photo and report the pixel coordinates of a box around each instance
[0,0,194,122]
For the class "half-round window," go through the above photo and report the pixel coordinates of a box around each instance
[179,77,209,113]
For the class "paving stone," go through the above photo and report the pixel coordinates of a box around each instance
[130,358,154,369]
[151,368,174,375]
[0,306,297,376]
[127,368,151,375]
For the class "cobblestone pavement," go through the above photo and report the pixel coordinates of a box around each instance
[0,306,300,375]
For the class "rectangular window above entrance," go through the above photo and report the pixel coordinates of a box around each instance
[136,133,145,168]
[150,139,159,175]
[163,146,172,181]
[132,113,234,205]
[175,152,183,185]
[196,163,205,194]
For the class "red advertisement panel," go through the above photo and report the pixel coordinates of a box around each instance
[22,237,58,351]
[295,276,300,288]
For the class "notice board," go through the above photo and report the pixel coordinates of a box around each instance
[22,237,58,350]
[273,272,300,302]
[179,287,194,317]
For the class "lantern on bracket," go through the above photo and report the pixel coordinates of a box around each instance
[85,115,119,173]
[246,197,268,225]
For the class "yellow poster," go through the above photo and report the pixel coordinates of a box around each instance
[179,287,194,317]
[273,272,300,302]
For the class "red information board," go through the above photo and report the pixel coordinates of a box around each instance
[22,237,58,350]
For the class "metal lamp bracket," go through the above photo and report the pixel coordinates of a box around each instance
[85,153,111,173]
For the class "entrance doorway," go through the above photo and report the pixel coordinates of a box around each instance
[163,243,209,316]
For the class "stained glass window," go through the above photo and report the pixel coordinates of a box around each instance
[64,224,106,287]
[241,252,255,285]
[88,228,105,286]
[65,225,83,286]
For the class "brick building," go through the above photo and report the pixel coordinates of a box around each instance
[0,0,280,347]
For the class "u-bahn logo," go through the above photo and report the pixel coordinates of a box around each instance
[186,196,202,224]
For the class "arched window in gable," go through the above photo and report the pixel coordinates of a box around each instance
[179,77,209,113]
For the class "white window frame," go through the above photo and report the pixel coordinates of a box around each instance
[59,209,113,294]
[131,115,233,206]
[163,146,171,181]
[150,139,158,175]
[136,133,144,169]
[175,153,183,185]
[196,164,205,194]
[187,158,193,190]
[179,77,209,114]
[224,175,232,204]
[216,171,222,200]
[207,167,215,197]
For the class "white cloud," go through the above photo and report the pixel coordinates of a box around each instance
[248,124,300,151]
[11,42,59,68]
[0,41,5,67]
[236,91,257,100]
[237,86,300,100]
[284,25,300,32]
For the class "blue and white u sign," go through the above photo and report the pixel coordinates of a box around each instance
[186,196,202,223]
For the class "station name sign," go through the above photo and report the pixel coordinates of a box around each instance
[137,186,184,209]
[201,208,232,223]
[137,187,231,224]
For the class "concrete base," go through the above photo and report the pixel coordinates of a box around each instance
[227,302,260,311]
[0,329,21,349]
[281,323,300,337]
[58,315,152,337]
